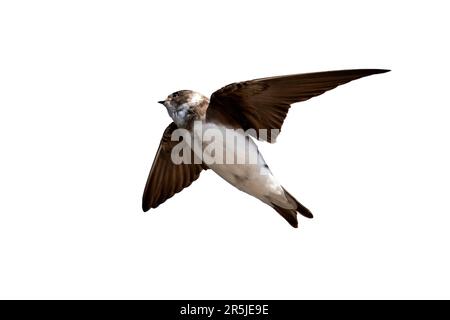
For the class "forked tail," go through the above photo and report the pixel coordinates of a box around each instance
[270,188,313,228]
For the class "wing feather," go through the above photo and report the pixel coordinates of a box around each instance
[142,122,207,211]
[207,69,389,142]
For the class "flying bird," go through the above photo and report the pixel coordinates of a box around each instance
[142,69,389,227]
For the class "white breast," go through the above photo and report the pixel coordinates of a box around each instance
[192,122,289,206]
[168,103,190,127]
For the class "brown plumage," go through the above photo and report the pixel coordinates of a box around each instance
[142,123,207,211]
[207,69,389,142]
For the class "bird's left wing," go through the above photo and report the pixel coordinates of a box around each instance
[142,122,207,211]
[206,69,389,142]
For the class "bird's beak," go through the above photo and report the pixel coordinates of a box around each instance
[158,100,165,105]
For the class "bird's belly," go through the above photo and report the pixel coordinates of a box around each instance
[210,163,277,199]
[193,122,284,201]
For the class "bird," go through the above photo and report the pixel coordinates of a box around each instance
[142,69,389,228]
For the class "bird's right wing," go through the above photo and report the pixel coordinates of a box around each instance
[142,122,207,211]
[206,69,389,142]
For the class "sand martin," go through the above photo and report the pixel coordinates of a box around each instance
[142,69,389,227]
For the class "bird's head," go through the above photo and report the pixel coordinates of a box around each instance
[158,90,209,128]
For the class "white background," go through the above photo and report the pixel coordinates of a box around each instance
[0,1,449,299]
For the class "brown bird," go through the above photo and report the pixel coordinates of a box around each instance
[142,69,389,227]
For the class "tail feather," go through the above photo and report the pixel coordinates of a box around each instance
[271,205,300,228]
[271,188,313,228]
[283,189,313,219]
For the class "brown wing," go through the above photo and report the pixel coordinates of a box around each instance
[207,69,389,142]
[142,122,207,211]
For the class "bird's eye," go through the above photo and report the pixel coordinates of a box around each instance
[172,92,179,98]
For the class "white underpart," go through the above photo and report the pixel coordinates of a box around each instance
[169,103,190,127]
[193,122,294,208]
